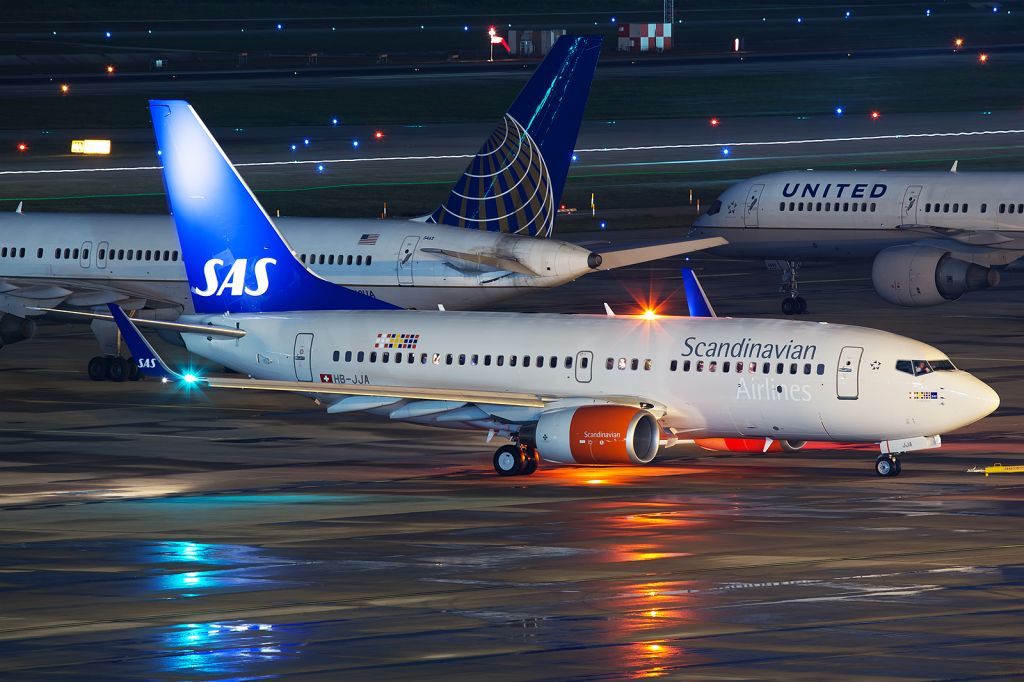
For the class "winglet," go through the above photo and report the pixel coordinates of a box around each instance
[950,160,959,173]
[15,201,22,214]
[106,304,180,381]
[682,268,717,318]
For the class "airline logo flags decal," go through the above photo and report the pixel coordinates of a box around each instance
[374,332,420,349]
[909,391,940,400]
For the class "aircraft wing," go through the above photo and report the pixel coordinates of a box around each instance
[591,236,726,270]
[0,276,180,318]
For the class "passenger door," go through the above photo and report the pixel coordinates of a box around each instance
[901,186,922,224]
[294,333,314,382]
[836,346,863,400]
[397,236,419,285]
[97,241,108,269]
[743,183,764,227]
[575,351,593,383]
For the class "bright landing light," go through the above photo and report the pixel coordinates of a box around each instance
[641,309,659,320]
[183,373,198,384]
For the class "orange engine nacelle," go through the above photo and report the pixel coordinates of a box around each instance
[694,438,806,453]
[522,405,660,465]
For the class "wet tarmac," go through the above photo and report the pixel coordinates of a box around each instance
[1,256,1023,680]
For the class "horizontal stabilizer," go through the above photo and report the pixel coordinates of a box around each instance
[593,236,726,270]
[420,247,537,276]
[682,268,717,318]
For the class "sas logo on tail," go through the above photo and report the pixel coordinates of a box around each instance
[193,258,276,297]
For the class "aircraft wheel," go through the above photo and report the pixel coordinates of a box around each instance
[107,357,129,383]
[795,296,807,314]
[494,445,525,476]
[88,356,109,381]
[522,447,539,475]
[892,456,902,476]
[875,454,898,477]
[128,360,141,381]
[781,298,798,315]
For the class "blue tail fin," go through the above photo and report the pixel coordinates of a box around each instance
[427,35,602,238]
[682,268,717,318]
[107,304,179,381]
[149,100,398,315]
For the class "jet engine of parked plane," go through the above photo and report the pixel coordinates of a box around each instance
[0,313,36,347]
[871,245,999,306]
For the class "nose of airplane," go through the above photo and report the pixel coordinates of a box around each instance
[959,373,1000,425]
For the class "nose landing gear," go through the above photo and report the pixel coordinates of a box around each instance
[771,260,807,315]
[875,453,902,477]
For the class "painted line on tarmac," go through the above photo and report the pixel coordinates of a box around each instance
[4,129,1024,176]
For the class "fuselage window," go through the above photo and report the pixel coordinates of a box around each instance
[763,362,770,374]
[696,360,704,372]
[999,203,1006,213]
[524,355,532,368]
[300,254,307,263]
[825,202,831,211]
[1011,204,1017,215]
[394,352,402,364]
[925,203,931,212]
[344,351,352,362]
[779,202,785,211]
[564,356,573,369]
[851,203,858,213]
[99,249,106,260]
[643,359,652,371]
[735,361,743,373]
[580,356,589,369]
[952,204,959,213]
[459,354,466,366]
[497,355,504,367]
[790,363,798,374]
[1019,204,1024,214]
[895,360,914,375]
[616,357,625,370]
[153,250,161,261]
[163,250,170,260]
[683,360,691,372]
[320,254,326,265]
[815,202,822,211]
[37,248,43,258]
[145,250,152,260]
[484,355,492,366]
[722,361,730,372]
[431,353,440,365]
[172,251,178,261]
[630,358,639,371]
[709,361,718,372]
[981,203,987,213]
[82,248,89,260]
[422,353,430,364]
[470,354,478,366]
[328,255,335,265]
[803,363,812,374]
[816,363,825,375]
[370,351,378,363]
[407,352,415,363]
[606,357,614,370]
[61,248,69,258]
[1,248,6,257]
[860,202,867,211]
[789,202,795,211]
[118,249,126,260]
[549,356,558,369]
[127,250,133,261]
[943,203,950,213]
[135,250,141,260]
[798,202,804,211]
[537,355,545,368]
[356,255,363,265]
[871,202,877,212]
[962,203,968,213]
[510,355,518,367]
[446,354,453,365]
[347,255,353,265]
[357,351,365,362]
[842,202,849,211]
[776,362,784,374]
[367,255,373,265]
[73,248,79,259]
[670,359,678,371]
[332,351,340,362]
[749,362,757,373]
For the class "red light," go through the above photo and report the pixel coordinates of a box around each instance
[16,143,27,152]
[60,83,69,94]
[106,64,115,74]
[374,130,384,139]
[870,111,880,119]
[979,53,989,63]
[709,117,720,127]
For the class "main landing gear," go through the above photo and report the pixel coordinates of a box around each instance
[88,356,141,383]
[773,260,807,315]
[875,453,902,477]
[493,444,540,476]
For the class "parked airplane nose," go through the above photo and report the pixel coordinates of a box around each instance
[957,373,1000,427]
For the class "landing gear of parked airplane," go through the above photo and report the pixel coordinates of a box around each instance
[875,453,902,477]
[88,356,141,382]
[493,444,539,476]
[772,260,807,315]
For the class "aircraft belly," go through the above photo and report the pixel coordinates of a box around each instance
[694,228,922,260]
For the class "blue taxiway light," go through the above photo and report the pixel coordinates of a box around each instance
[276,23,283,30]
[290,144,297,151]
[105,31,111,38]
[352,140,360,148]
[835,106,844,115]
[303,138,310,146]
[571,153,578,162]
[316,164,325,173]
[463,25,469,31]
[599,221,608,229]
[722,147,731,156]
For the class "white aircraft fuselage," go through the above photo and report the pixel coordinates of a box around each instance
[179,310,997,444]
[0,212,597,315]
[691,171,1024,259]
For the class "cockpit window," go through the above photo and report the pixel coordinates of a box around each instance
[705,200,722,216]
[896,359,955,376]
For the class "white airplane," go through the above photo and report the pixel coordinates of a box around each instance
[0,35,723,379]
[104,99,999,479]
[690,167,1022,313]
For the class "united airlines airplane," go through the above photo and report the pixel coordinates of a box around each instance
[0,35,721,379]
[690,167,1021,313]
[105,99,999,478]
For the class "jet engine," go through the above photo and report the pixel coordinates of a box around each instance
[871,245,999,306]
[520,405,659,465]
[0,314,36,347]
[694,438,806,453]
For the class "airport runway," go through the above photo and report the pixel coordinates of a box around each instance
[1,257,1022,680]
